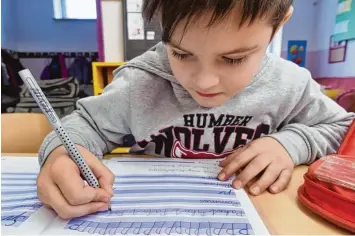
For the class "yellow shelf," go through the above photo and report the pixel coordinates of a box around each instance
[112,147,130,154]
[92,62,125,96]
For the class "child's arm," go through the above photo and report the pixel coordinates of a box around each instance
[218,69,355,196]
[38,68,133,167]
[267,71,355,166]
[36,68,133,219]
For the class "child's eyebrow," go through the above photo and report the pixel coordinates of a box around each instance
[168,41,258,56]
[168,41,192,54]
[221,45,259,55]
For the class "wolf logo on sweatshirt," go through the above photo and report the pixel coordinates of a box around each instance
[137,113,271,158]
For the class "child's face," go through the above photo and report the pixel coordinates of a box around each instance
[166,10,276,108]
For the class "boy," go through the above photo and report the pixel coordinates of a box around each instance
[36,0,354,219]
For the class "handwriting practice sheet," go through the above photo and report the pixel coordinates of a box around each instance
[1,156,57,235]
[45,157,269,235]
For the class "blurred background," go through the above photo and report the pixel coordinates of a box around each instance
[1,0,355,115]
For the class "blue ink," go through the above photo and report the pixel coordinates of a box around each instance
[1,172,42,228]
[2,202,43,211]
[66,220,253,235]
[1,212,29,227]
[95,208,245,217]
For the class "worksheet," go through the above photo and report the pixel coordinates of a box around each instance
[44,157,270,235]
[1,156,57,235]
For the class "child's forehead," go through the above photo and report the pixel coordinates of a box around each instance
[143,0,293,43]
[168,11,272,51]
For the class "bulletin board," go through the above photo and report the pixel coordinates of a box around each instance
[122,0,162,60]
[333,0,355,42]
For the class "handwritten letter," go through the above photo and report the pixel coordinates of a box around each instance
[58,157,269,235]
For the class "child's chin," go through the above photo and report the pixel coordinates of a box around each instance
[194,97,228,108]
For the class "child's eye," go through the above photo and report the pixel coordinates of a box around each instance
[223,56,247,65]
[171,51,191,60]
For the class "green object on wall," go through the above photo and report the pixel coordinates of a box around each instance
[333,0,355,42]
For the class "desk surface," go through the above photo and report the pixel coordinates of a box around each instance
[1,153,350,235]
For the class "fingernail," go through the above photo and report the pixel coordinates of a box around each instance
[218,173,226,181]
[251,186,260,195]
[98,206,108,212]
[233,180,242,189]
[271,186,278,193]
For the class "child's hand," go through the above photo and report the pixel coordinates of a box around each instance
[218,137,294,195]
[36,145,114,219]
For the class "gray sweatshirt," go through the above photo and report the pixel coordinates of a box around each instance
[39,43,355,167]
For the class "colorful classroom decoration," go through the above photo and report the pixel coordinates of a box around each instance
[333,0,355,42]
[287,40,307,67]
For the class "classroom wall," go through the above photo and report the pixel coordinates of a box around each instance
[281,0,355,78]
[281,0,318,74]
[100,0,124,62]
[312,0,355,78]
[15,0,97,52]
[1,0,18,50]
[1,0,98,78]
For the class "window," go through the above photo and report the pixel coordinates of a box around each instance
[53,0,97,20]
[267,27,283,56]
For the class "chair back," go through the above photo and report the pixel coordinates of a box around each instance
[1,113,52,153]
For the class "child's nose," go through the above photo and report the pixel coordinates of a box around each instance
[193,71,219,91]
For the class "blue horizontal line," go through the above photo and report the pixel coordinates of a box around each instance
[2,203,43,210]
[2,173,37,175]
[94,208,245,217]
[114,180,231,187]
[115,174,218,180]
[2,196,38,203]
[1,177,37,181]
[2,189,37,195]
[110,199,240,206]
[2,183,37,186]
[115,160,195,164]
[114,189,233,195]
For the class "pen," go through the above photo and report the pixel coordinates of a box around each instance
[18,69,111,211]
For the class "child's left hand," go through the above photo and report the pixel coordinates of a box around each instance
[218,137,294,195]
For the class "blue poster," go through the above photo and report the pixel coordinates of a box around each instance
[287,40,307,67]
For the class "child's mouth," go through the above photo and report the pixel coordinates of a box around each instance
[196,91,220,98]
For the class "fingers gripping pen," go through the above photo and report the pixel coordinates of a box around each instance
[18,69,112,211]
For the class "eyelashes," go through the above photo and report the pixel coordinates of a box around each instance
[171,51,190,60]
[171,51,248,65]
[221,57,247,65]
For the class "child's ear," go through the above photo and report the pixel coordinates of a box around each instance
[271,6,293,40]
[282,6,294,24]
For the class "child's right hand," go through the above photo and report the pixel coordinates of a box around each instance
[36,145,114,219]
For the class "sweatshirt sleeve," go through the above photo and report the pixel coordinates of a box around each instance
[38,68,133,167]
[267,69,355,166]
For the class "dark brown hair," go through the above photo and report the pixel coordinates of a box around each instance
[142,0,293,42]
